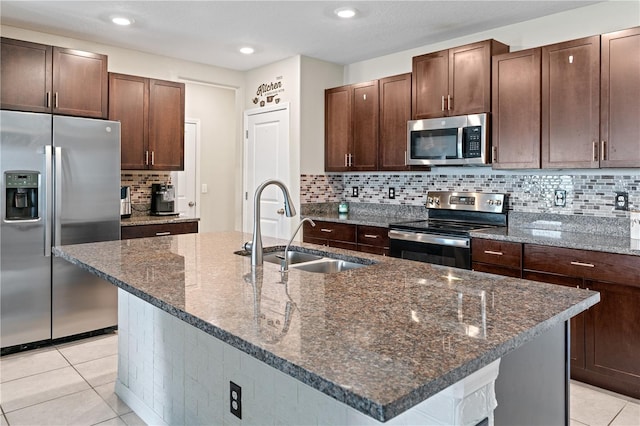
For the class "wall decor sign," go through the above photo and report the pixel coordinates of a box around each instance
[252,76,285,107]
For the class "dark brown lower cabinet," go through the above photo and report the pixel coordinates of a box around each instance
[303,220,388,255]
[524,244,640,399]
[121,221,198,240]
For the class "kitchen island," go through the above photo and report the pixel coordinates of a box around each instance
[54,231,599,425]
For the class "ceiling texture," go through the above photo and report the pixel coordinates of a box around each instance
[1,1,602,71]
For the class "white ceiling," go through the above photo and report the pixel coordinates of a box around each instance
[1,1,602,71]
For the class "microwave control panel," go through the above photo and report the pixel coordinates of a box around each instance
[462,126,482,158]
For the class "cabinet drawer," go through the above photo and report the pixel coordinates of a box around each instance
[121,221,198,240]
[524,244,640,286]
[357,225,389,248]
[472,239,522,268]
[304,221,356,242]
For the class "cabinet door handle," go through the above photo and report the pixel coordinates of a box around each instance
[484,250,503,256]
[592,141,599,162]
[404,150,407,166]
[46,92,51,108]
[601,140,607,161]
[344,153,348,167]
[364,234,379,239]
[54,92,59,108]
[447,95,452,111]
[441,95,445,111]
[320,228,333,233]
[570,261,595,268]
[145,151,149,166]
[155,232,171,236]
[151,151,155,166]
[492,146,498,163]
[276,208,285,215]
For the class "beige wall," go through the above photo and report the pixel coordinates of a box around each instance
[185,83,237,233]
[344,1,640,83]
[300,57,343,175]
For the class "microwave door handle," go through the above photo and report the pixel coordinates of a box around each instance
[457,127,464,159]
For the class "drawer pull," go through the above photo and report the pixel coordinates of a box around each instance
[320,228,333,233]
[570,261,594,268]
[364,234,379,239]
[155,232,171,236]
[484,250,503,256]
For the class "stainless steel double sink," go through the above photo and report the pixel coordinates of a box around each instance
[238,249,372,273]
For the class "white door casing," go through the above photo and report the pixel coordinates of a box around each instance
[243,104,290,239]
[172,119,200,219]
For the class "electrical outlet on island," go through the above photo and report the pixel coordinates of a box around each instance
[352,186,359,197]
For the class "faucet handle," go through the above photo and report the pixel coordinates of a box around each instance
[242,241,253,251]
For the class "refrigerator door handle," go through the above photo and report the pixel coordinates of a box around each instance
[54,146,62,248]
[45,145,53,257]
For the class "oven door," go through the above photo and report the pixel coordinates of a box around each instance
[388,229,471,269]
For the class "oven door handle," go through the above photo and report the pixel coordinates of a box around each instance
[388,230,470,248]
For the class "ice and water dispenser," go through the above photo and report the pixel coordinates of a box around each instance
[4,171,39,220]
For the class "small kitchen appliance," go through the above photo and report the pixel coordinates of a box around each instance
[151,183,176,216]
[407,113,490,166]
[389,191,508,269]
[120,186,131,218]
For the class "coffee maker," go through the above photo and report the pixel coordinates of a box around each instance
[151,184,176,216]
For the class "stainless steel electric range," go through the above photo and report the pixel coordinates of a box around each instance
[388,191,508,269]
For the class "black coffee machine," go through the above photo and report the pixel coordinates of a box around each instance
[151,184,176,216]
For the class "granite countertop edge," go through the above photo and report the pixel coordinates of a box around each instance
[120,215,200,227]
[52,243,600,422]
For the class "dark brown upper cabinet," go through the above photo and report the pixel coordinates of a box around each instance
[325,81,378,172]
[1,37,107,118]
[600,26,640,168]
[412,39,509,119]
[109,73,184,171]
[378,73,412,171]
[541,36,601,169]
[491,48,542,169]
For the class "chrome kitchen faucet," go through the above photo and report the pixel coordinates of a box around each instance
[244,179,296,267]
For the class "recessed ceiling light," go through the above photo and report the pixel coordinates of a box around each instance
[335,7,357,19]
[112,16,134,26]
[239,47,255,55]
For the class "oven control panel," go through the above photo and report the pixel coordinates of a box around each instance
[426,191,506,213]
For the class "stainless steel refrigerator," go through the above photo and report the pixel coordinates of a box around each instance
[1,110,120,350]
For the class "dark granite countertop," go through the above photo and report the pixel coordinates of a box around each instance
[471,226,640,256]
[304,207,639,256]
[53,231,598,421]
[120,215,200,227]
[302,211,398,227]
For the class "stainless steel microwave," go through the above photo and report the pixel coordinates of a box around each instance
[406,113,489,166]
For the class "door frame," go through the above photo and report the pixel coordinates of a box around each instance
[185,117,201,219]
[242,102,291,235]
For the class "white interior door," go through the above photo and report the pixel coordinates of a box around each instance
[244,105,290,239]
[172,120,199,218]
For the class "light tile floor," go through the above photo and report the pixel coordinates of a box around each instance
[0,333,145,426]
[1,333,639,426]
